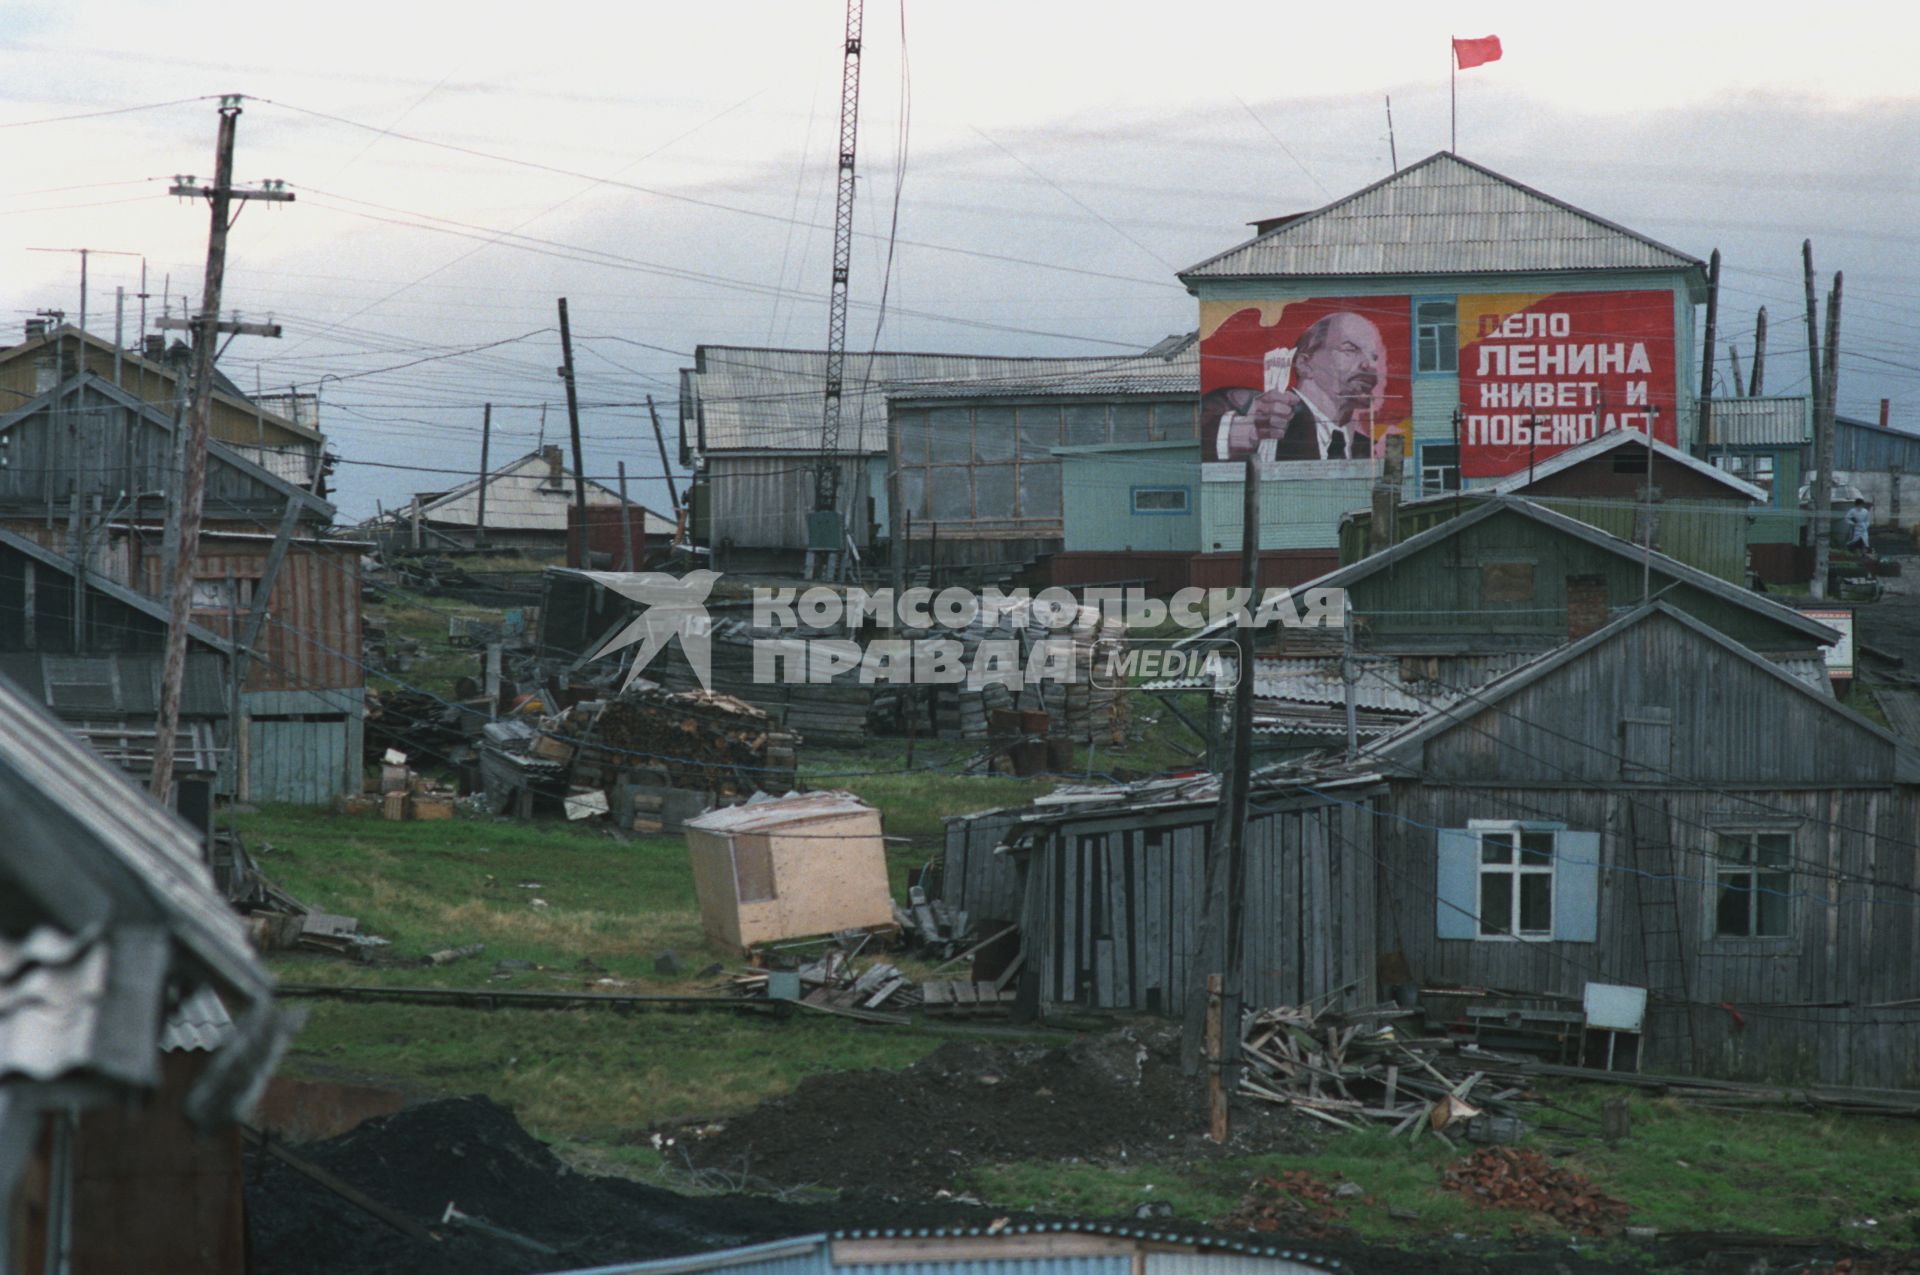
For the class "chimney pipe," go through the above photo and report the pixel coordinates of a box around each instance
[1882,398,1891,430]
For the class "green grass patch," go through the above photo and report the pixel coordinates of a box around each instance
[282,999,948,1141]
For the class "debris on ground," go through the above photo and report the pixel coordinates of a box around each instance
[1217,1170,1353,1241]
[1439,1147,1630,1234]
[1238,1002,1531,1145]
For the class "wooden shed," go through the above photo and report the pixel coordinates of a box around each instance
[684,792,896,951]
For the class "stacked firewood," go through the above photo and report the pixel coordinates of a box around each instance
[1238,1002,1528,1147]
[580,685,797,795]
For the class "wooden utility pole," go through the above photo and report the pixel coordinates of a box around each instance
[150,97,292,801]
[1697,249,1720,455]
[1729,347,1744,398]
[645,394,680,513]
[476,402,492,549]
[1820,274,1844,576]
[1806,243,1831,599]
[556,298,587,568]
[1185,458,1260,1140]
[617,461,634,570]
[1750,306,1768,396]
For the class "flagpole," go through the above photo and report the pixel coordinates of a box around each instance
[1450,39,1457,152]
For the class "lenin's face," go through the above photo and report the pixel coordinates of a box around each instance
[1297,313,1385,418]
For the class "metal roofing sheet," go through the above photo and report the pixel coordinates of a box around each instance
[1182,152,1703,280]
[687,343,1197,454]
[1711,396,1811,447]
[159,983,234,1053]
[684,790,876,834]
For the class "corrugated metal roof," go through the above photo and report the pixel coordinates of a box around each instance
[1836,414,1920,472]
[0,653,228,719]
[1710,396,1811,447]
[159,983,235,1053]
[1481,428,1766,502]
[684,790,876,834]
[1181,152,1704,280]
[687,343,1196,454]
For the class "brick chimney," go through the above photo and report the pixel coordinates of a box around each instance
[1567,574,1610,642]
[542,444,563,479]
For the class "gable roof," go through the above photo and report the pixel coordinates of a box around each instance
[1180,152,1705,281]
[1320,496,1834,644]
[1480,428,1766,501]
[0,372,335,522]
[400,449,664,531]
[0,525,237,654]
[1364,600,1901,772]
[0,324,322,445]
[687,341,1198,454]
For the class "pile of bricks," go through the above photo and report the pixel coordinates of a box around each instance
[1218,1171,1355,1239]
[1439,1147,1629,1234]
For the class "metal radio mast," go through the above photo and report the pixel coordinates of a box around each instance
[806,0,864,579]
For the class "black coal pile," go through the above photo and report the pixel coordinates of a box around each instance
[246,1095,977,1275]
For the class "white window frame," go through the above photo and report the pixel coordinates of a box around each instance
[1468,820,1557,942]
[1713,828,1794,940]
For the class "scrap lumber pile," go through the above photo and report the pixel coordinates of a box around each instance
[1238,1002,1527,1145]
[728,946,919,1023]
[1439,1147,1629,1234]
[891,884,969,959]
[580,684,796,796]
[363,688,485,775]
[649,619,888,745]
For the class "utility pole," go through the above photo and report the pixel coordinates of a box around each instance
[1696,248,1720,457]
[645,394,680,513]
[1805,242,1830,600]
[617,461,635,570]
[1749,306,1768,396]
[150,97,293,801]
[1728,346,1744,398]
[1816,273,1844,591]
[1642,407,1659,603]
[28,247,141,339]
[476,402,492,549]
[1185,458,1260,1140]
[556,298,587,569]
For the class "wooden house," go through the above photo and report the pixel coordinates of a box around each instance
[1366,600,1920,1086]
[945,771,1384,1019]
[375,445,652,555]
[0,368,365,802]
[684,792,895,951]
[1337,429,1767,583]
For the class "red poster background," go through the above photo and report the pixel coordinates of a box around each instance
[1457,290,1677,478]
[1199,297,1412,460]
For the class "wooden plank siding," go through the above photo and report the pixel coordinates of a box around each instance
[1373,606,1920,1086]
[940,808,1027,924]
[1021,796,1378,1019]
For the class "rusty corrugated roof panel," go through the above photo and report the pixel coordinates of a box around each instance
[1181,152,1703,280]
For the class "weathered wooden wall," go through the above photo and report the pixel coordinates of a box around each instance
[940,807,1026,924]
[1022,796,1376,1019]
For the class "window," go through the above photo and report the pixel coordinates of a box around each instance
[732,838,776,904]
[1713,451,1778,502]
[1415,299,1458,374]
[1131,486,1190,514]
[1715,830,1792,937]
[1479,827,1557,938]
[1436,825,1599,943]
[1419,443,1461,494]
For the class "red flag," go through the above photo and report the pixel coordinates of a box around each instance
[1453,35,1502,70]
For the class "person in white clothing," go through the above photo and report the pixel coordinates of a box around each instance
[1845,498,1873,556]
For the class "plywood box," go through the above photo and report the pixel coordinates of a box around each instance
[411,794,456,820]
[683,792,895,952]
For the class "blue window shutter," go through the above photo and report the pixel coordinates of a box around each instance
[1436,829,1479,939]
[1554,830,1601,942]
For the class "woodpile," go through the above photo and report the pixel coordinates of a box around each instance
[1440,1147,1630,1234]
[576,684,797,797]
[929,598,1125,742]
[649,619,882,746]
[1238,1002,1528,1147]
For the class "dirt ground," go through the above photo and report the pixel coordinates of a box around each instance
[674,1025,1315,1198]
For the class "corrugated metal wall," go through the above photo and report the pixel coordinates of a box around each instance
[706,455,869,552]
[146,542,364,694]
[846,1256,1126,1275]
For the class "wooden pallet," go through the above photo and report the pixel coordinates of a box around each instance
[920,980,1016,1013]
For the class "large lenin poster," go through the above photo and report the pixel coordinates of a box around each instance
[1457,290,1677,478]
[1199,297,1412,468]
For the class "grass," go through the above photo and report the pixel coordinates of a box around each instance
[970,1087,1920,1249]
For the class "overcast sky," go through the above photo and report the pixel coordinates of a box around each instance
[3,1,1917,519]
